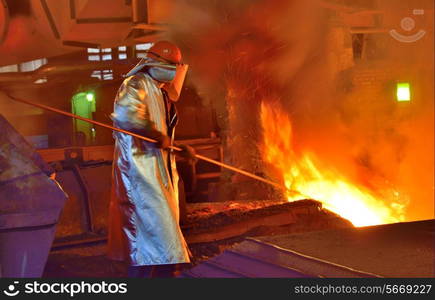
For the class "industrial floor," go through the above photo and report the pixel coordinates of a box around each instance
[43,220,434,278]
[257,219,435,277]
[43,199,351,277]
[43,240,230,277]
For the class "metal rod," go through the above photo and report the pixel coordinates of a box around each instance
[8,94,300,194]
[194,154,284,190]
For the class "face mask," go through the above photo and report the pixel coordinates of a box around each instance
[162,64,189,102]
[148,67,176,83]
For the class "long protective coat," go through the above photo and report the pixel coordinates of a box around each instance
[107,72,190,266]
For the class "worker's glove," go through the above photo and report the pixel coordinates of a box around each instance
[154,134,171,149]
[176,144,197,165]
[145,128,171,149]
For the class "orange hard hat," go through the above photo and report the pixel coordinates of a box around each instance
[147,41,182,65]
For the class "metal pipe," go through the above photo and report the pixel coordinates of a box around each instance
[0,60,137,84]
[7,93,303,196]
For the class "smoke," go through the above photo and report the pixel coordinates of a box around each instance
[324,0,434,221]
[165,0,434,221]
[166,0,329,174]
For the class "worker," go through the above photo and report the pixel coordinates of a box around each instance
[107,41,196,278]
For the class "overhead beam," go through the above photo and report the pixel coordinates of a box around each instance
[132,23,168,31]
[62,40,100,48]
[40,0,60,39]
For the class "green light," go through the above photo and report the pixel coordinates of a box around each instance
[396,83,411,102]
[86,92,95,102]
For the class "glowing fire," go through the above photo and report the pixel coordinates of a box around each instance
[260,102,406,227]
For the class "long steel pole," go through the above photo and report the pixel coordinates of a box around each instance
[8,94,303,195]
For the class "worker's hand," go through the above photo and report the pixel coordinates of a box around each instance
[176,144,197,165]
[144,128,171,149]
[154,134,171,149]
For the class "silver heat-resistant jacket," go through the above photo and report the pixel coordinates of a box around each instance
[107,72,190,266]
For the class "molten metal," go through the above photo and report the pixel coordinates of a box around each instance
[260,101,406,227]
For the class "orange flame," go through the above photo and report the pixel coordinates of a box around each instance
[260,101,406,227]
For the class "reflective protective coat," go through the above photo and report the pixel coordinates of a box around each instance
[107,72,190,266]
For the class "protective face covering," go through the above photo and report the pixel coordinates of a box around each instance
[124,57,188,102]
[162,64,189,102]
[148,66,176,83]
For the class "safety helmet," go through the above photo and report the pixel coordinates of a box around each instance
[124,41,182,77]
[147,41,182,65]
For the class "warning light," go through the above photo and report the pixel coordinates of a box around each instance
[396,83,411,102]
[86,92,95,102]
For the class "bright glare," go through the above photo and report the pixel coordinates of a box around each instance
[86,93,94,102]
[397,83,411,102]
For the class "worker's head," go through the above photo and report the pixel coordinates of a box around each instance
[125,41,188,102]
[145,41,181,85]
[147,41,182,65]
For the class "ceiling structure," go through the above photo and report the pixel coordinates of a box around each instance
[0,0,172,66]
[0,0,432,67]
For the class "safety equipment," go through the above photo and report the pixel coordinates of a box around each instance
[162,63,189,102]
[147,41,182,65]
[146,128,171,149]
[124,41,188,101]
[125,41,182,78]
[108,72,190,266]
[124,57,176,78]
[123,41,188,102]
[148,66,176,83]
[176,143,197,165]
